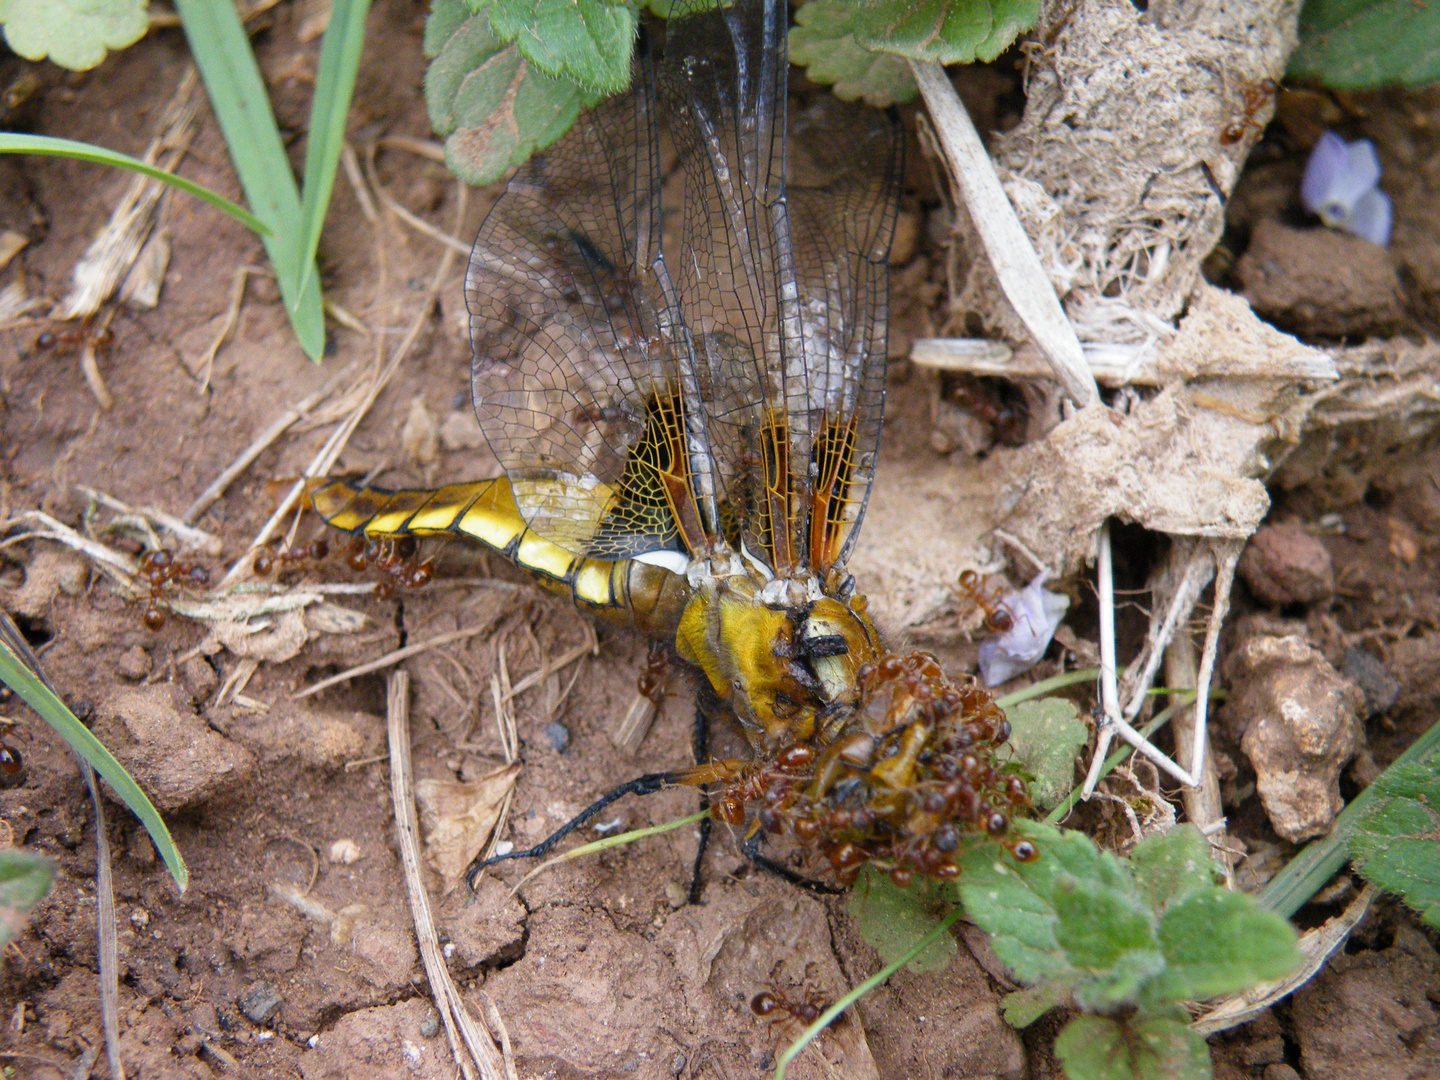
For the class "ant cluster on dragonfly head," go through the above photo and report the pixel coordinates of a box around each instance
[701,651,1038,887]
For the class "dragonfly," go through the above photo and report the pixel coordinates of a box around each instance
[311,0,1033,888]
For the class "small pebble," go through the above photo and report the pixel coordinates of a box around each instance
[419,1010,441,1038]
[1342,647,1400,716]
[116,645,151,681]
[1237,523,1334,607]
[237,982,283,1025]
[541,721,570,753]
[328,839,362,864]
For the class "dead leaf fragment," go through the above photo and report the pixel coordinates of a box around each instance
[414,764,521,893]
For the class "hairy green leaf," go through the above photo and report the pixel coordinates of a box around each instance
[790,0,917,106]
[1000,982,1073,1028]
[426,2,598,185]
[0,850,53,948]
[1054,1014,1211,1080]
[848,0,1040,65]
[1151,889,1300,1003]
[1128,824,1217,915]
[1004,696,1086,810]
[847,867,957,973]
[1349,753,1440,929]
[960,821,1298,1020]
[1290,0,1440,88]
[488,0,636,93]
[0,0,146,71]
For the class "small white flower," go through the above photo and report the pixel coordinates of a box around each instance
[977,571,1070,687]
[1301,131,1392,246]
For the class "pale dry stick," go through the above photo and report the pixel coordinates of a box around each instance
[1165,631,1231,874]
[192,266,267,393]
[62,67,202,319]
[79,309,116,410]
[293,623,494,699]
[373,185,472,257]
[76,485,222,553]
[377,134,448,163]
[1084,523,1204,794]
[1186,538,1242,793]
[386,672,509,1080]
[500,639,597,703]
[340,143,380,224]
[909,61,1097,408]
[1118,546,1212,721]
[0,511,138,579]
[181,360,361,524]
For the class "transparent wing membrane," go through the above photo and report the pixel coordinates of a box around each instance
[465,0,901,575]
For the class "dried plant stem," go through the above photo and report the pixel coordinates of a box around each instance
[910,60,1096,407]
[387,672,511,1080]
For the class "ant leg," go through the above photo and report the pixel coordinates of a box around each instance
[465,768,688,892]
[688,697,713,905]
[740,833,844,896]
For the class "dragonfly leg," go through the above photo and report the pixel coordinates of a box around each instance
[464,769,688,892]
[740,833,844,896]
[688,697,713,905]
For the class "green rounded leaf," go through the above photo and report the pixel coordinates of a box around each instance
[0,850,54,948]
[0,0,146,71]
[790,0,917,106]
[426,5,599,185]
[1004,696,1086,810]
[1055,1014,1211,1080]
[848,0,1040,65]
[1349,755,1440,929]
[1290,0,1440,89]
[847,866,958,973]
[1152,889,1300,1004]
[1128,824,1219,916]
[488,0,636,93]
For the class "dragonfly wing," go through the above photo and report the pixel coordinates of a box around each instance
[659,0,902,575]
[467,46,697,562]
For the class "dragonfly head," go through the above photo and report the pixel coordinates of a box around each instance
[676,573,882,750]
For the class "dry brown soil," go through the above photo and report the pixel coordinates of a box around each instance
[1,5,1438,1079]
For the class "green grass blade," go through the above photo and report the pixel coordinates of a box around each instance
[0,626,188,892]
[775,906,967,1079]
[294,0,374,301]
[172,0,325,359]
[0,132,269,234]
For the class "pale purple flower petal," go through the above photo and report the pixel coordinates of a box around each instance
[1348,187,1393,246]
[976,571,1070,687]
[1300,131,1390,246]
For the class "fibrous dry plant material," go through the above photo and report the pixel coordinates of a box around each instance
[949,0,1299,348]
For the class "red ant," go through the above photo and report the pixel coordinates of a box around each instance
[137,549,211,630]
[956,570,1014,635]
[749,963,846,1034]
[31,314,115,356]
[1221,78,1278,145]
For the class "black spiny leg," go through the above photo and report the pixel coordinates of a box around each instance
[688,697,712,905]
[464,769,689,893]
[741,833,844,896]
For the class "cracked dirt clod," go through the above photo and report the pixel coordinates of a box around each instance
[1238,522,1335,607]
[1224,628,1366,843]
[1292,924,1440,1080]
[92,684,255,811]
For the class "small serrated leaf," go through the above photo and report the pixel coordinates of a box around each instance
[425,0,473,57]
[426,8,598,185]
[0,849,54,948]
[1054,1014,1211,1080]
[1127,825,1219,916]
[847,866,958,972]
[0,0,146,71]
[1290,0,1440,89]
[1349,756,1440,929]
[848,0,1040,65]
[488,0,636,93]
[790,0,917,106]
[1151,889,1300,1004]
[1004,697,1086,810]
[1001,981,1074,1028]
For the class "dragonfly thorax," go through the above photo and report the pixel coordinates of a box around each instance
[674,569,882,752]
